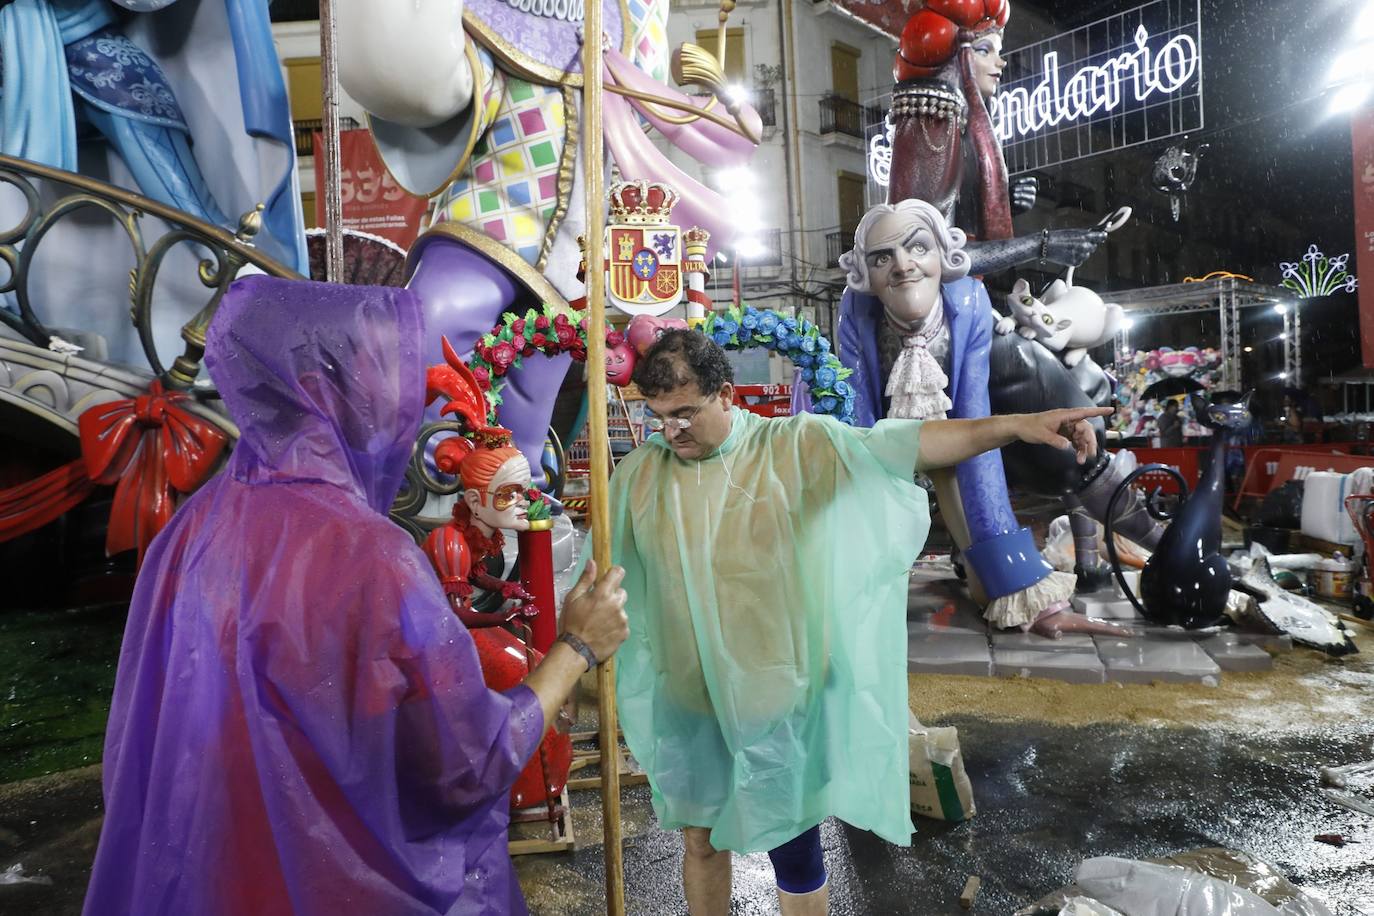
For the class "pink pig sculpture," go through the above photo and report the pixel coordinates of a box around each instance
[606,333,637,387]
[626,314,689,356]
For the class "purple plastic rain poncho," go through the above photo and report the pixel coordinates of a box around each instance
[83,275,545,916]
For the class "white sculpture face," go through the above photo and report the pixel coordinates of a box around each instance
[967,31,1006,99]
[864,211,944,326]
[465,454,533,532]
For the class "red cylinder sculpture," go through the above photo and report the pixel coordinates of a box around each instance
[518,523,558,654]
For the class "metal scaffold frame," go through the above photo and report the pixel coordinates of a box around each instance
[1108,277,1299,391]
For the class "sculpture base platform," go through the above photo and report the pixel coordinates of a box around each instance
[1072,589,1143,620]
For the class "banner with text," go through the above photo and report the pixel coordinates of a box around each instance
[314,129,428,250]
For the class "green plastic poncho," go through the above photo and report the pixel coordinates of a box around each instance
[610,407,930,853]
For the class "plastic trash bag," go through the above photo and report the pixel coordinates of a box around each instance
[1017,849,1336,916]
[0,864,53,886]
[1059,898,1126,916]
[1045,516,1076,573]
[1075,857,1282,915]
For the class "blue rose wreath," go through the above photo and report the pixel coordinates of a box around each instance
[700,304,856,424]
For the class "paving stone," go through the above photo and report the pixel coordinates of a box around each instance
[1227,631,1293,652]
[991,632,1098,651]
[1193,633,1276,672]
[1071,590,1143,620]
[907,629,993,676]
[991,632,1106,684]
[907,568,986,632]
[1093,635,1222,685]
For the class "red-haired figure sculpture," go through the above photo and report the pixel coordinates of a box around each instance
[423,338,573,815]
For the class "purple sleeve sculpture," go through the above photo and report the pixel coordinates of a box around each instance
[83,276,546,915]
[338,0,760,486]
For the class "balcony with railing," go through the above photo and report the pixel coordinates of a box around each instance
[825,227,856,268]
[292,118,362,157]
[818,95,882,143]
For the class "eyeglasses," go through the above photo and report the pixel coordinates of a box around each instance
[645,397,712,433]
[490,483,526,511]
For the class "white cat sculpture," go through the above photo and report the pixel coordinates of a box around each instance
[995,278,1123,368]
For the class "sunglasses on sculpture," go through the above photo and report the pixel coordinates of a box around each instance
[491,484,526,511]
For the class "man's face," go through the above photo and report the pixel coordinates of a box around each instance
[645,381,735,461]
[865,211,944,325]
[968,31,1006,99]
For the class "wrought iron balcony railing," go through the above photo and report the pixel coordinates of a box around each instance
[819,95,881,140]
[0,155,301,390]
[825,227,857,268]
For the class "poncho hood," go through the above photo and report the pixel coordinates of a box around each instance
[206,274,425,512]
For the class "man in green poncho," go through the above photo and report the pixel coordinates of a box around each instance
[609,330,1107,914]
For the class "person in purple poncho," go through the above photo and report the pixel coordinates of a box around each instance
[82,274,629,916]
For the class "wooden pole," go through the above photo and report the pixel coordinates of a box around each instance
[318,0,344,282]
[580,6,625,915]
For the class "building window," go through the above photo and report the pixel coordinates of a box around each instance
[829,171,866,266]
[694,28,746,83]
[830,42,861,101]
[284,57,323,123]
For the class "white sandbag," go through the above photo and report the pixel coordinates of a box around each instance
[908,712,976,822]
[1300,471,1366,546]
[1075,858,1282,916]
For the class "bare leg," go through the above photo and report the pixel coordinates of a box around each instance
[683,827,731,915]
[778,884,829,915]
[929,468,987,604]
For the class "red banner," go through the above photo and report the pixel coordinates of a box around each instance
[1354,110,1374,367]
[314,129,428,250]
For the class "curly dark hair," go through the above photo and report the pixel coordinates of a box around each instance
[631,329,734,398]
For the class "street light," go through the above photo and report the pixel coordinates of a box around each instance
[1326,5,1374,114]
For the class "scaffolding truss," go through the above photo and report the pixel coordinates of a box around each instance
[1109,277,1299,391]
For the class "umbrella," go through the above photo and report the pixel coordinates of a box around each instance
[1141,376,1205,401]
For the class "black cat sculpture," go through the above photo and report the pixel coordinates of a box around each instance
[1105,392,1252,629]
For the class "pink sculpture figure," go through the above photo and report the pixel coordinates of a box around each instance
[627,314,690,356]
[606,333,638,386]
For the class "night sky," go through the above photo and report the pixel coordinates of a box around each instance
[1006,0,1365,384]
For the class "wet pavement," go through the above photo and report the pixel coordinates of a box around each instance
[2,592,1371,913]
[509,714,1374,915]
[9,651,1371,915]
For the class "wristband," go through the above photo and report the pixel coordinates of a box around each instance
[556,631,598,672]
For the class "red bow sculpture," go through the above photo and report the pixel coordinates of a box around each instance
[78,381,229,563]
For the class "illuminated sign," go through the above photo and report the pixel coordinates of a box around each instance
[868,118,894,191]
[993,0,1202,172]
[993,25,1199,143]
[1280,244,1359,299]
[863,0,1203,189]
